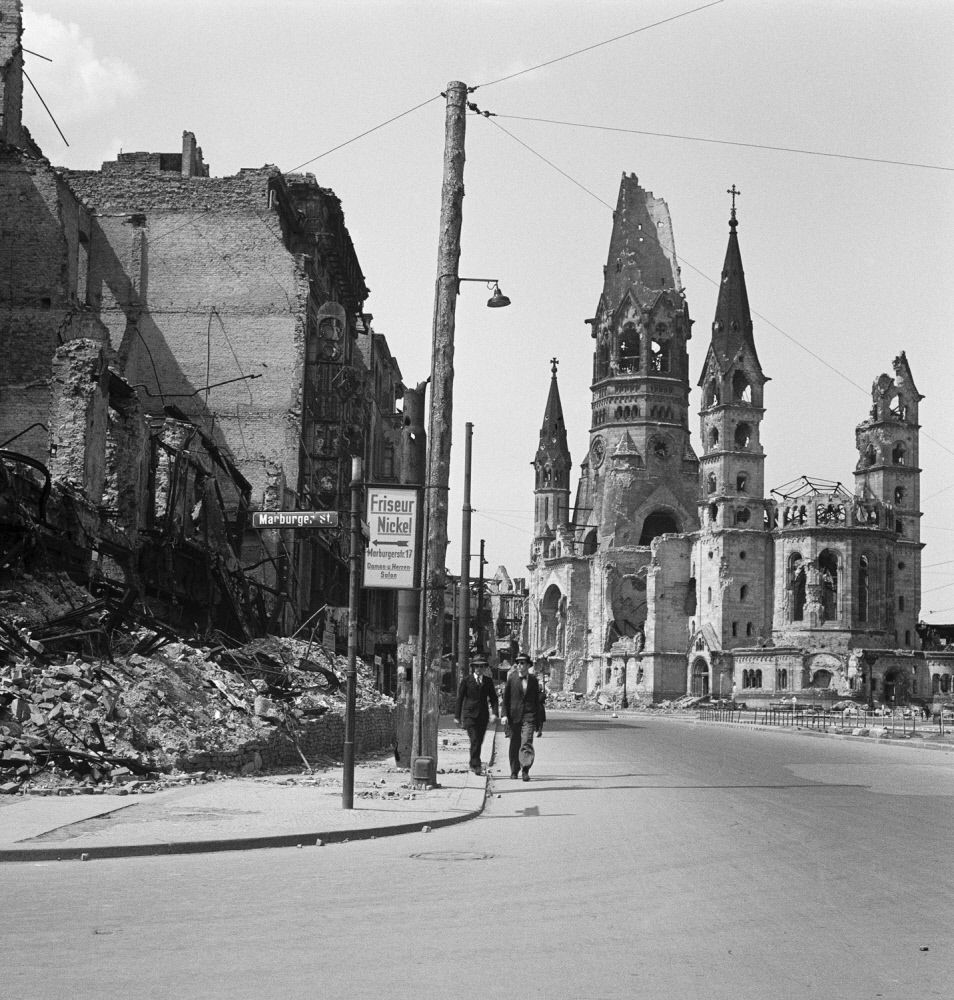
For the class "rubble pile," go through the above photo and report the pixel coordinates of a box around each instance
[0,573,391,795]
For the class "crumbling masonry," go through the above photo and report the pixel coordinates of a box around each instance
[528,173,954,708]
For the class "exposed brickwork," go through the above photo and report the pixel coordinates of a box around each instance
[175,704,394,773]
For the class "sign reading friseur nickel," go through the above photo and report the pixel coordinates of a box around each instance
[251,510,339,529]
[363,486,420,590]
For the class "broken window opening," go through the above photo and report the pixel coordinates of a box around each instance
[894,485,905,504]
[650,338,670,373]
[732,370,752,403]
[734,423,752,449]
[709,503,718,524]
[734,507,751,525]
[704,379,721,407]
[860,444,876,468]
[790,553,806,621]
[859,556,869,623]
[736,472,748,492]
[892,442,906,465]
[708,426,719,448]
[818,549,838,622]
[706,473,717,494]
[618,323,640,373]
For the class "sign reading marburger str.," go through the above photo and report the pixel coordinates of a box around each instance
[251,510,339,529]
[363,486,420,589]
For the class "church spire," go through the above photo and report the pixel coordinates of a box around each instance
[710,186,758,370]
[533,359,572,538]
[535,357,570,472]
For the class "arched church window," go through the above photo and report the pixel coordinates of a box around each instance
[709,503,718,524]
[734,508,751,525]
[818,549,838,622]
[790,553,806,622]
[619,323,640,373]
[731,622,738,637]
[736,472,748,492]
[704,379,721,407]
[706,473,717,494]
[894,486,905,504]
[734,423,752,449]
[861,444,876,468]
[708,426,719,448]
[740,584,748,601]
[732,371,752,402]
[747,623,754,638]
[892,442,906,465]
[898,595,905,613]
[650,338,670,373]
[859,556,869,623]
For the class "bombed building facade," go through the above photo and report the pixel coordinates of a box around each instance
[528,173,954,707]
[0,1,410,672]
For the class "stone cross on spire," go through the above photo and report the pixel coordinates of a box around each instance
[727,185,741,227]
[550,357,559,376]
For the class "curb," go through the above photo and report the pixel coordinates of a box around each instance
[0,728,499,864]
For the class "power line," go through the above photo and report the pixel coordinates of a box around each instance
[286,94,443,174]
[481,114,954,461]
[493,113,954,174]
[22,67,68,146]
[475,0,725,89]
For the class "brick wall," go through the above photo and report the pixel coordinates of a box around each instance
[174,704,395,773]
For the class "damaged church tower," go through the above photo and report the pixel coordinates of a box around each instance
[528,174,700,696]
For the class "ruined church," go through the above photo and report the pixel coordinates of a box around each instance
[528,173,952,706]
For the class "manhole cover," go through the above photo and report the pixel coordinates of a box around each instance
[409,851,493,862]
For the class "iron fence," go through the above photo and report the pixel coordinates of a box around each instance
[696,705,953,738]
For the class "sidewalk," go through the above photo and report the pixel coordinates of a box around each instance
[0,717,498,863]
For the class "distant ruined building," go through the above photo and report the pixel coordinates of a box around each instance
[527,173,954,706]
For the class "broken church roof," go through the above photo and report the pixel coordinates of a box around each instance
[600,173,683,315]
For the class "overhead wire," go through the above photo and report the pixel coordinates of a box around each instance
[474,0,726,89]
[481,114,954,459]
[491,113,954,174]
[286,93,443,174]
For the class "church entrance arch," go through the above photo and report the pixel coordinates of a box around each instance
[882,666,912,706]
[691,657,710,697]
[540,585,565,654]
[639,509,679,546]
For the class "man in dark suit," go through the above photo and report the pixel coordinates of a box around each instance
[454,656,499,775]
[501,652,546,781]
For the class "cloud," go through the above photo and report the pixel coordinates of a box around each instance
[21,13,140,122]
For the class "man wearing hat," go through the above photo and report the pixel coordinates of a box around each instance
[501,653,546,781]
[454,656,499,775]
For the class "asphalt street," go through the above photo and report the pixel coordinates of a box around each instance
[3,712,953,1000]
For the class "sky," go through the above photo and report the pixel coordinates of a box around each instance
[20,0,954,622]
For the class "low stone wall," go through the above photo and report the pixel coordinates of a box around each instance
[174,704,394,774]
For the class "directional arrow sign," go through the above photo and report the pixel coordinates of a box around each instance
[251,510,339,529]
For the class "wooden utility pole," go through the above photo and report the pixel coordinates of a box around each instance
[411,81,468,785]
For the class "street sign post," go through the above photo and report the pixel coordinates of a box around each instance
[363,486,421,590]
